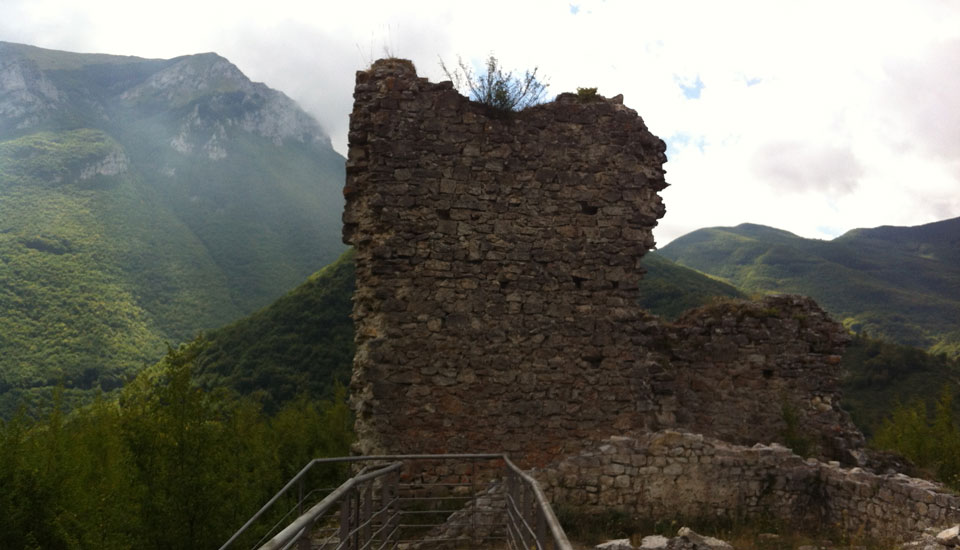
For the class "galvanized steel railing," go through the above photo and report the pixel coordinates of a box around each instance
[503,456,570,550]
[219,454,573,550]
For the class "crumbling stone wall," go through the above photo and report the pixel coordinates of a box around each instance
[343,59,861,466]
[539,431,960,541]
[344,58,668,464]
[659,295,864,460]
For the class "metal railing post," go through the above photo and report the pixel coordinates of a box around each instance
[298,524,311,550]
[340,488,354,550]
[361,481,372,548]
[537,507,547,550]
[298,478,304,517]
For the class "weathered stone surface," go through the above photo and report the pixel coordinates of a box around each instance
[596,538,636,550]
[344,58,862,466]
[640,535,670,549]
[937,525,960,546]
[674,527,733,550]
[903,526,957,550]
[537,432,960,542]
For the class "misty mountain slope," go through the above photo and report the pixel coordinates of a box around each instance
[658,217,960,355]
[0,41,345,412]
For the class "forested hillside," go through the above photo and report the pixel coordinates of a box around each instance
[841,333,960,436]
[637,251,745,318]
[0,42,346,413]
[193,249,356,412]
[0,343,353,550]
[659,218,960,356]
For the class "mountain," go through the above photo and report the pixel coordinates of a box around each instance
[637,251,745,318]
[658,217,960,355]
[180,246,960,440]
[193,249,356,412]
[180,249,741,412]
[0,42,346,413]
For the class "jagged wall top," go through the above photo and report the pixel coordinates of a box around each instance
[344,59,669,461]
[344,58,668,254]
[343,59,860,466]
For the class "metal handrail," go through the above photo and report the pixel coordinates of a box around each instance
[219,454,502,550]
[258,461,403,550]
[221,453,572,550]
[504,456,574,550]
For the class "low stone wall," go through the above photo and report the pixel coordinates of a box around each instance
[538,431,960,541]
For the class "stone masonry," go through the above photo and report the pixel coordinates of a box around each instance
[341,59,956,541]
[538,431,960,541]
[344,58,860,466]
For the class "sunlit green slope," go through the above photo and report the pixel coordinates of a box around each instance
[659,218,960,355]
[0,42,345,412]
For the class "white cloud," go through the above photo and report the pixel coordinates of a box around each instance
[2,0,959,244]
[752,141,863,196]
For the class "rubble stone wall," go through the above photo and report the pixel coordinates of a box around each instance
[343,59,861,467]
[661,296,863,459]
[539,432,960,541]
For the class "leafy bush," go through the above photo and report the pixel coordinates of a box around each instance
[440,54,548,111]
[873,386,960,488]
[576,87,599,102]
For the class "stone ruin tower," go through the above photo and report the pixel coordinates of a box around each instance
[339,60,960,543]
[343,59,861,467]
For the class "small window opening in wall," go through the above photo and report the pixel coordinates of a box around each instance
[762,369,774,379]
[437,209,451,220]
[583,355,603,367]
[579,202,599,215]
[572,275,587,289]
[499,280,510,290]
[611,281,619,289]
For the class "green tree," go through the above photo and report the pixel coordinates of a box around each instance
[119,341,234,549]
[0,339,354,549]
[0,409,39,549]
[874,385,960,488]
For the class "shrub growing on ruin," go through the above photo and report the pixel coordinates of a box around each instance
[576,87,599,102]
[440,54,548,111]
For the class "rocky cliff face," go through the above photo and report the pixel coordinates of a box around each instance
[0,45,62,131]
[121,52,328,152]
[0,42,330,153]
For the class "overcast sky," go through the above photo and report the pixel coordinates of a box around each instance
[2,0,959,246]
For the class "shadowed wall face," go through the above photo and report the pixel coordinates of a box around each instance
[344,59,667,464]
[344,59,861,467]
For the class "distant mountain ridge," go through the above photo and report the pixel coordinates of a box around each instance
[1,42,328,147]
[0,42,345,412]
[659,216,960,355]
